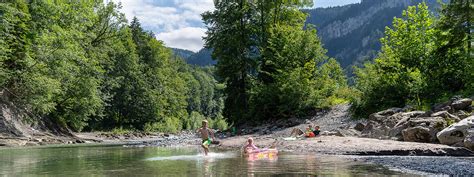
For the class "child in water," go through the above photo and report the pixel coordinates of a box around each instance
[196,120,215,155]
[243,137,277,154]
[244,137,260,153]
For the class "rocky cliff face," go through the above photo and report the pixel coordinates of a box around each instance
[306,0,441,70]
[318,0,410,40]
[0,91,32,138]
[0,90,79,146]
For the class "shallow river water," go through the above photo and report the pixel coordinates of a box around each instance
[0,144,421,176]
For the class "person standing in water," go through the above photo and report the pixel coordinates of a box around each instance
[196,120,215,155]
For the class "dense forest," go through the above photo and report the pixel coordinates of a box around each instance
[0,1,226,132]
[0,0,472,133]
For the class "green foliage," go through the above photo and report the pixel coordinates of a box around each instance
[111,127,133,135]
[352,2,473,117]
[209,115,229,131]
[427,0,473,94]
[1,1,228,133]
[352,3,435,117]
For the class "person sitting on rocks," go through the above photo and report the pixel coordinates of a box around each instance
[290,124,316,138]
[313,126,321,136]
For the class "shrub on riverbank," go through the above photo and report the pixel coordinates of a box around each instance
[351,2,473,118]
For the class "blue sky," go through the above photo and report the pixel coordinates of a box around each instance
[111,0,361,52]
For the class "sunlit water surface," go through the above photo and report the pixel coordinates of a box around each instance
[0,145,416,176]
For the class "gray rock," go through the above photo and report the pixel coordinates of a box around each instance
[407,117,447,130]
[464,131,474,151]
[402,126,432,143]
[368,108,404,122]
[431,111,461,122]
[401,111,426,118]
[354,123,365,131]
[25,142,38,146]
[390,117,447,142]
[451,98,472,110]
[454,110,470,119]
[433,101,453,112]
[437,116,474,145]
[321,130,344,137]
[337,129,361,137]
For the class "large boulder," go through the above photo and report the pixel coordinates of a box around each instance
[464,131,474,151]
[360,121,391,139]
[437,116,474,146]
[389,116,447,142]
[433,100,453,113]
[402,126,432,142]
[372,110,425,129]
[451,98,472,110]
[401,117,447,143]
[368,108,404,123]
[431,111,461,122]
[454,110,471,120]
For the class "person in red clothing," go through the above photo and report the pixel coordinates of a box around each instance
[290,124,316,138]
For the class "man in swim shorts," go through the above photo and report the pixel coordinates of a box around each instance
[196,120,215,155]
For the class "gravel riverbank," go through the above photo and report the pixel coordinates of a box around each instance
[354,156,474,176]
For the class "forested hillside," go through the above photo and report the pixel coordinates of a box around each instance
[170,48,194,60]
[186,48,215,66]
[0,1,226,133]
[172,48,216,66]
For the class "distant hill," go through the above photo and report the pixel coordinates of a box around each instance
[186,48,215,66]
[171,48,216,66]
[170,48,195,59]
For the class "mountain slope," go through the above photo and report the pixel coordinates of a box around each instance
[186,48,215,66]
[170,48,195,59]
[306,0,442,70]
[171,48,216,66]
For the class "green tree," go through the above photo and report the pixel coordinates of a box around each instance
[427,0,473,94]
[0,0,33,96]
[352,3,435,116]
[203,1,256,123]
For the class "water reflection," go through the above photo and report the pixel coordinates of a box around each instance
[0,145,409,176]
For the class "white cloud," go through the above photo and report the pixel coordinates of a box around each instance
[156,27,206,52]
[111,0,213,51]
[313,0,361,8]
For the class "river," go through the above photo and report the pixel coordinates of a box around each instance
[0,144,423,176]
